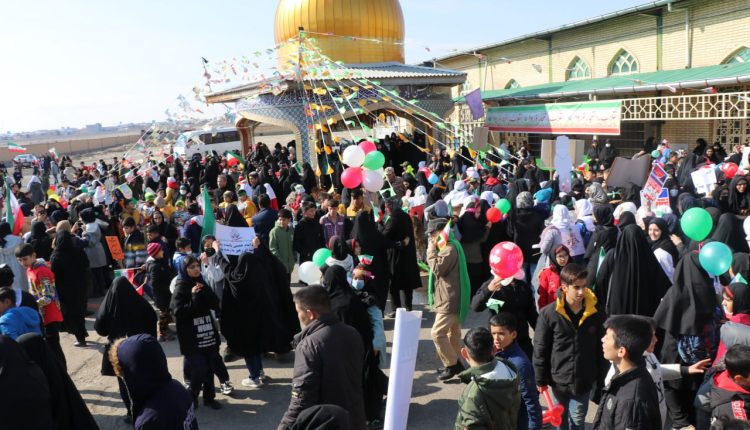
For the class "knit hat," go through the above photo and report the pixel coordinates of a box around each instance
[167,177,178,190]
[144,191,156,202]
[147,242,162,258]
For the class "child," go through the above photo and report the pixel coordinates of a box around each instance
[537,245,570,310]
[122,217,147,269]
[120,198,141,226]
[293,201,325,264]
[269,208,295,284]
[173,237,193,274]
[533,263,603,430]
[352,264,387,368]
[145,243,176,342]
[15,243,66,366]
[171,200,190,228]
[455,327,521,430]
[607,317,710,430]
[594,315,661,429]
[490,313,542,430]
[236,189,257,226]
[709,344,750,423]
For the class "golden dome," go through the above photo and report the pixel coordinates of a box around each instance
[274,0,405,69]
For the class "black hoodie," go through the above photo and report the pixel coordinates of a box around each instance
[710,369,750,422]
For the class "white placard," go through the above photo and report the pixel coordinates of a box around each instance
[214,224,256,256]
[691,167,717,196]
[383,309,423,430]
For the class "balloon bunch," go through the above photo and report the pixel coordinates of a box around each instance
[488,242,524,279]
[341,141,387,192]
[486,198,511,224]
[680,207,733,276]
[298,247,332,285]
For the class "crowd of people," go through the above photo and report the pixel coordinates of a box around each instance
[1,133,750,430]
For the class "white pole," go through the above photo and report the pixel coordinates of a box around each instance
[383,309,423,430]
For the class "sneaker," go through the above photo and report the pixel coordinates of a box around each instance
[73,340,87,347]
[241,377,263,388]
[203,399,222,410]
[385,311,396,319]
[220,381,234,395]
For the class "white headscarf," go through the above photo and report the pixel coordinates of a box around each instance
[551,205,572,230]
[613,202,637,221]
[551,204,586,256]
[409,186,427,208]
[575,199,595,232]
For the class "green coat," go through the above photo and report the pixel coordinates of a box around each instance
[455,358,521,430]
[269,222,295,274]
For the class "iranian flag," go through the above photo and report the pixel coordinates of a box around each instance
[114,268,144,296]
[225,151,245,167]
[5,185,24,235]
[371,201,384,223]
[199,187,215,238]
[48,147,60,159]
[436,220,452,252]
[7,142,26,153]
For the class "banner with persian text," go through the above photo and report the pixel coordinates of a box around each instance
[486,101,622,135]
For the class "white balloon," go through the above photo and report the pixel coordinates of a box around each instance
[342,145,366,167]
[362,169,385,192]
[298,261,322,285]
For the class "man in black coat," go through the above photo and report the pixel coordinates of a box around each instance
[293,201,325,264]
[593,315,661,430]
[382,197,420,316]
[278,286,366,430]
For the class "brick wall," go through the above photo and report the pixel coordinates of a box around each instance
[661,119,713,148]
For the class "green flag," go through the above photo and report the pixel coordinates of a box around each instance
[200,187,215,238]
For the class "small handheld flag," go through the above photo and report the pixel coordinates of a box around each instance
[436,220,452,252]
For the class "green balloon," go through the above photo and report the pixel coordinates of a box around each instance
[312,248,332,268]
[362,151,385,170]
[495,198,511,214]
[651,150,661,158]
[681,207,713,242]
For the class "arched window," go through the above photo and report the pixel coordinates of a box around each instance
[505,79,520,89]
[723,47,750,64]
[566,57,591,81]
[609,50,639,75]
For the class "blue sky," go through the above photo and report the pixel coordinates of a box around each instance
[0,0,648,132]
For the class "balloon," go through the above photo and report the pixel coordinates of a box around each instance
[486,207,502,223]
[495,198,511,214]
[358,140,376,154]
[363,151,385,170]
[651,150,661,158]
[341,167,363,189]
[343,145,366,167]
[298,261,322,285]
[681,207,713,242]
[312,248,332,268]
[699,241,733,276]
[428,173,439,184]
[721,162,739,179]
[489,242,524,279]
[362,169,385,192]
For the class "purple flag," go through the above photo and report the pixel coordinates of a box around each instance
[465,88,485,120]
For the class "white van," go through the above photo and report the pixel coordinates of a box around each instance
[173,127,242,158]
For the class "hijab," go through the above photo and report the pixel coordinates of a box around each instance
[711,213,750,253]
[224,203,248,227]
[653,252,717,336]
[575,199,595,232]
[0,335,55,429]
[28,221,52,260]
[325,237,354,273]
[729,176,750,214]
[0,222,12,247]
[677,192,700,215]
[322,266,372,345]
[115,334,173,420]
[726,282,750,315]
[17,333,98,430]
[95,277,156,340]
[602,224,671,317]
[617,211,636,230]
[586,182,608,205]
[647,217,679,263]
[458,200,487,243]
[733,252,750,282]
[551,205,572,230]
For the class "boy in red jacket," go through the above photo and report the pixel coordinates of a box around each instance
[710,344,750,423]
[537,245,569,310]
[16,243,67,367]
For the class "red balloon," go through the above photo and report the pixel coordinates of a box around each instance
[489,241,524,279]
[486,207,502,224]
[721,162,739,179]
[359,141,377,154]
[341,167,363,189]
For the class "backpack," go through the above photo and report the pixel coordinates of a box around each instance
[576,220,592,249]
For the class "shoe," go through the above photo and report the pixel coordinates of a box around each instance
[437,362,465,381]
[203,399,222,410]
[220,381,234,395]
[385,312,396,319]
[223,349,240,363]
[241,377,263,388]
[73,341,87,347]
